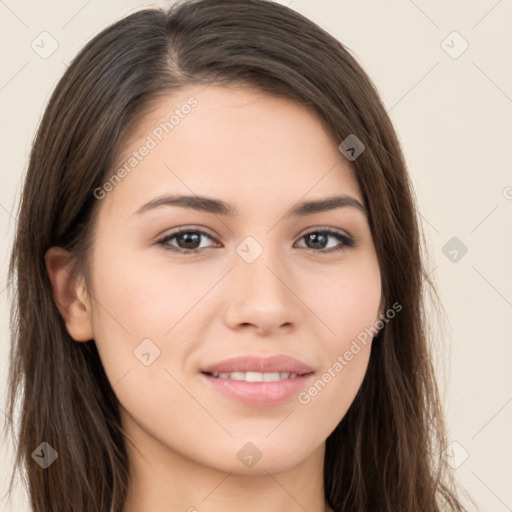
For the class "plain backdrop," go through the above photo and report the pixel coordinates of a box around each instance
[1,1,511,510]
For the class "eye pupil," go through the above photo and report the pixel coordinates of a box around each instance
[306,232,328,249]
[178,232,201,249]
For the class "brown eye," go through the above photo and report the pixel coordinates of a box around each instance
[295,230,354,252]
[174,232,202,250]
[158,229,219,254]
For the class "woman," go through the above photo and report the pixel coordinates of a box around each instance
[6,0,468,510]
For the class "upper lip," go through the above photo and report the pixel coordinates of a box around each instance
[201,355,314,375]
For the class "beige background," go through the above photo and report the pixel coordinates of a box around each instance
[1,1,511,510]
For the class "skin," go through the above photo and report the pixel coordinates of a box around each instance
[47,84,383,512]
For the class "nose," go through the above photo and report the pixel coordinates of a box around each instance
[222,245,302,336]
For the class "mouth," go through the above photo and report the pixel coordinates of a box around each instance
[199,354,315,406]
[201,353,314,375]
[203,371,303,382]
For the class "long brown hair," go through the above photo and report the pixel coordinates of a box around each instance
[5,1,467,510]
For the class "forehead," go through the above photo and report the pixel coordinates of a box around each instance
[101,84,363,219]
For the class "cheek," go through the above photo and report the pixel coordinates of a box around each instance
[301,256,381,402]
[89,245,192,337]
[84,237,175,381]
[86,243,234,397]
[307,255,382,347]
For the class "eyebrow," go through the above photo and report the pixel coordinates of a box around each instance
[135,194,367,217]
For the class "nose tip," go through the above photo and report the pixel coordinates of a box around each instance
[223,248,299,335]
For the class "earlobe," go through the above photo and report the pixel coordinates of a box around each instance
[45,247,94,342]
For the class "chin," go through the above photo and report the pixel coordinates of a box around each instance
[198,436,324,476]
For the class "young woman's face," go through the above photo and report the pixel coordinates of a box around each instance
[85,84,382,474]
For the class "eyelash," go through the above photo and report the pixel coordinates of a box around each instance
[157,227,355,255]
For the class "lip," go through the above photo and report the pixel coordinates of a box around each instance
[201,354,314,375]
[200,354,315,407]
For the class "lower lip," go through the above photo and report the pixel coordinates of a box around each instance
[200,372,314,407]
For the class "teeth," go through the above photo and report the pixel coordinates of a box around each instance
[211,371,297,382]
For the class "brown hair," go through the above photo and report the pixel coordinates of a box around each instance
[5,1,467,510]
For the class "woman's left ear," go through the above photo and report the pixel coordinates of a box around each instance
[45,247,94,342]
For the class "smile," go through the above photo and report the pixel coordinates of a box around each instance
[208,371,298,382]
